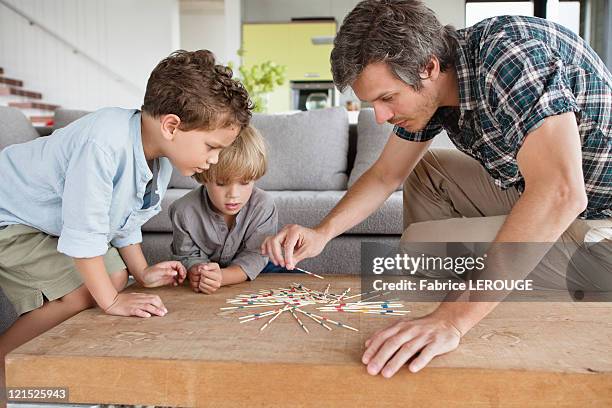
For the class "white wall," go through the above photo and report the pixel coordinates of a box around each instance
[224,0,242,68]
[179,0,240,66]
[180,1,225,57]
[242,0,465,29]
[0,0,180,110]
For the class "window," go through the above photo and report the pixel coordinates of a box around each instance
[466,1,534,27]
[465,0,581,35]
[548,0,581,34]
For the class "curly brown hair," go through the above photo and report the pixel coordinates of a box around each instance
[142,49,253,131]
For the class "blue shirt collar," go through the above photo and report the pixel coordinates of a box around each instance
[131,110,153,186]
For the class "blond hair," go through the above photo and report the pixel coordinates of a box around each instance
[193,125,267,184]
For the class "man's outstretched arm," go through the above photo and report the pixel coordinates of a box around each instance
[363,112,587,377]
[261,136,432,269]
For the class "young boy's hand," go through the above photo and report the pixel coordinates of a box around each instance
[187,263,205,293]
[141,261,187,288]
[198,262,222,294]
[104,293,168,318]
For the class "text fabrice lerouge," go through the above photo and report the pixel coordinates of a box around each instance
[372,279,534,292]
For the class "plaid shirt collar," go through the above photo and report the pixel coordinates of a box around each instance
[455,34,479,127]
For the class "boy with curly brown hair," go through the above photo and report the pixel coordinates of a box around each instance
[0,50,252,358]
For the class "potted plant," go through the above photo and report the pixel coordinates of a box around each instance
[230,59,287,113]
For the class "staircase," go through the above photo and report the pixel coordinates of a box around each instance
[0,66,60,127]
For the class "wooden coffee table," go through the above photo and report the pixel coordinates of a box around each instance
[5,274,612,407]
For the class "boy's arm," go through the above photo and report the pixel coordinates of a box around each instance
[58,140,167,317]
[231,198,277,280]
[197,263,246,294]
[74,256,167,317]
[170,204,210,292]
[262,137,432,268]
[117,243,148,280]
[198,199,276,294]
[117,243,185,287]
[220,265,248,285]
[170,204,210,270]
[73,256,119,310]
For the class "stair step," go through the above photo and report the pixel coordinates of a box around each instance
[9,102,60,110]
[0,86,42,99]
[29,116,54,126]
[0,77,23,87]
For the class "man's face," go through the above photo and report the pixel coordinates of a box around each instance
[352,62,439,133]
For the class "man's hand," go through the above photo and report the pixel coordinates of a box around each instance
[139,261,186,288]
[104,292,167,318]
[362,314,462,377]
[198,263,223,294]
[260,224,329,269]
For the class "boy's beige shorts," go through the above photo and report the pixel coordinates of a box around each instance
[0,224,126,316]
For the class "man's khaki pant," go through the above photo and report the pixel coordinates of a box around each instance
[401,149,612,291]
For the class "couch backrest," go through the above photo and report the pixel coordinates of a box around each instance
[53,108,91,131]
[253,107,349,191]
[0,285,17,334]
[51,107,357,191]
[170,107,352,191]
[349,108,395,188]
[0,106,40,151]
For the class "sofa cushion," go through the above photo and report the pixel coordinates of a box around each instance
[143,188,190,232]
[0,106,40,150]
[169,168,200,189]
[0,285,18,334]
[349,109,456,189]
[252,107,349,190]
[348,108,398,189]
[143,233,400,274]
[143,189,403,235]
[53,108,90,130]
[270,190,403,235]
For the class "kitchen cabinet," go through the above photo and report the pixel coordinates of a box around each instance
[242,21,336,112]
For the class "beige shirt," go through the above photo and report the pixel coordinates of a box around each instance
[169,186,277,280]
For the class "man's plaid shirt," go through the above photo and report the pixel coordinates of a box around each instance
[394,15,612,219]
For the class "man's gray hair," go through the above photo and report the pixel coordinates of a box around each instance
[331,0,458,91]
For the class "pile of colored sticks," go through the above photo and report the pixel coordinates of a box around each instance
[220,283,410,334]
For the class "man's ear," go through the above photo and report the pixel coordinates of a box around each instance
[160,114,181,141]
[419,56,441,82]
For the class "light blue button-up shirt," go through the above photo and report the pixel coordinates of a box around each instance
[0,108,172,258]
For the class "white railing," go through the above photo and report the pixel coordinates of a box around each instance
[0,0,143,96]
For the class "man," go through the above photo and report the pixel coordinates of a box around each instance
[261,0,611,377]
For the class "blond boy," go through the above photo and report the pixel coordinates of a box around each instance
[169,126,277,293]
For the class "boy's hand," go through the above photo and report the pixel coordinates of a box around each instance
[198,263,222,294]
[104,292,168,318]
[140,261,186,288]
[187,263,205,293]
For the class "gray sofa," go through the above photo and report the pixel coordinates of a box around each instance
[1,106,403,277]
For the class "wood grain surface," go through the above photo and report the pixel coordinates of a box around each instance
[6,274,612,407]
